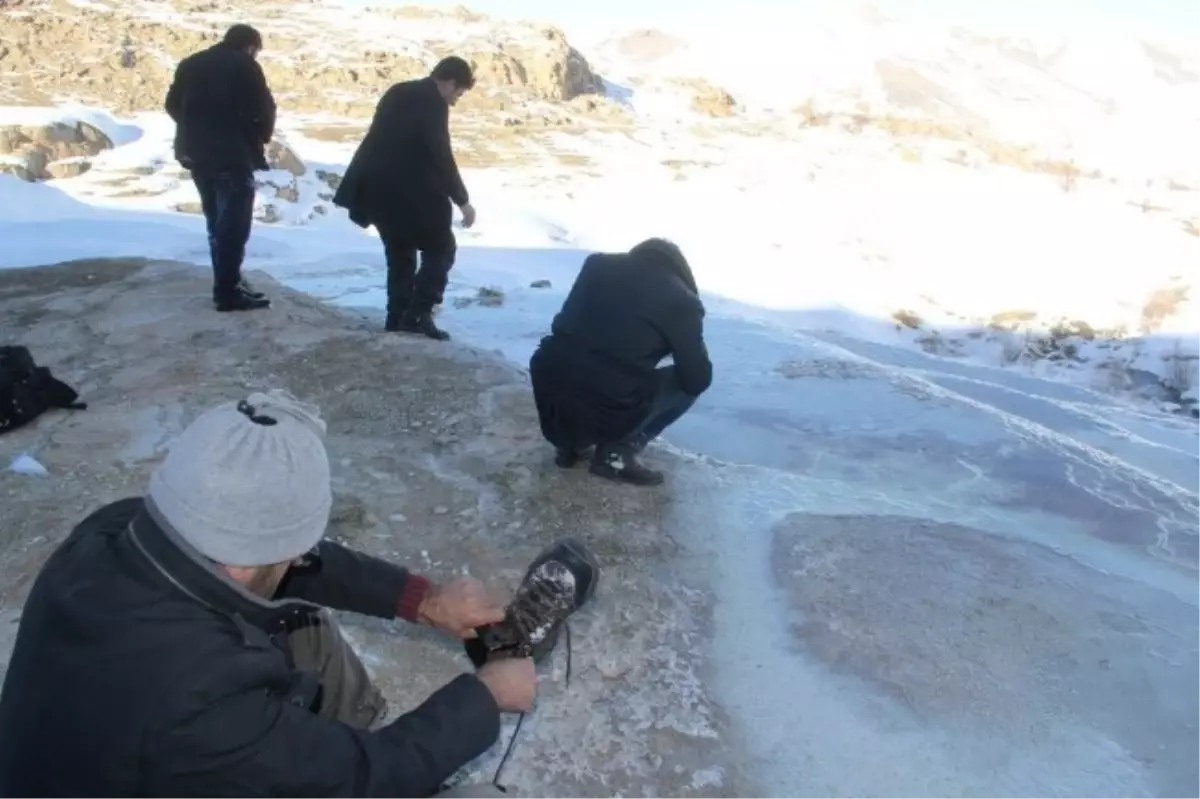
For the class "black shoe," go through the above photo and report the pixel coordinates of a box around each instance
[215,291,271,312]
[212,281,265,304]
[589,445,664,486]
[465,538,599,668]
[397,310,450,341]
[237,279,265,300]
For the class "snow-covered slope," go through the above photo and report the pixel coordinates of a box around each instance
[590,9,1200,184]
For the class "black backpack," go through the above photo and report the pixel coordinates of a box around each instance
[0,346,88,435]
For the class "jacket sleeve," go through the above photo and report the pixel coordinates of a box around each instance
[276,541,431,623]
[164,58,188,121]
[142,665,501,797]
[244,58,277,144]
[661,293,713,397]
[421,93,469,207]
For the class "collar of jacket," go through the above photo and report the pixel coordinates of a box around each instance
[420,76,448,105]
[128,496,320,633]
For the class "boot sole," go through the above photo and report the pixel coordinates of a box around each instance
[588,462,665,487]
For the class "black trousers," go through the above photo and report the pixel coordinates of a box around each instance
[192,168,256,297]
[378,227,457,318]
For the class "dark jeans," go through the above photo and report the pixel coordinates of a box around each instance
[192,168,256,297]
[618,366,696,449]
[379,229,457,317]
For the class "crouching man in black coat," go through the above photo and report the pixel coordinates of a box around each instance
[334,57,478,342]
[0,390,533,797]
[529,239,713,486]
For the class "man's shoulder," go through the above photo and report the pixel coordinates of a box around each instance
[581,251,626,271]
[383,78,433,105]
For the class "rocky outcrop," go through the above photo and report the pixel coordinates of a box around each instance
[0,121,113,181]
[0,0,603,115]
[671,77,737,118]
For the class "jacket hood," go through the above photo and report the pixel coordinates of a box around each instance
[629,238,699,296]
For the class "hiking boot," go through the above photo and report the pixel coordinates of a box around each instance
[215,291,271,312]
[465,537,599,668]
[397,310,450,341]
[589,444,664,487]
[238,279,265,300]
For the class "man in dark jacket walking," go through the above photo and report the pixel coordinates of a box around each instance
[333,57,477,342]
[165,24,276,312]
[0,390,536,797]
[529,239,713,486]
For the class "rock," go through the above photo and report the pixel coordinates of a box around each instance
[17,121,112,158]
[530,279,552,289]
[172,201,204,215]
[0,122,112,181]
[315,169,341,191]
[266,140,306,177]
[46,159,91,179]
[673,78,737,118]
[465,28,602,101]
[257,204,283,224]
[476,286,505,307]
[274,184,300,203]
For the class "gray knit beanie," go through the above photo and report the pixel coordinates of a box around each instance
[147,389,333,567]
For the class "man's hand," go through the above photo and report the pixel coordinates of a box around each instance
[477,658,537,713]
[417,576,504,638]
[458,202,476,229]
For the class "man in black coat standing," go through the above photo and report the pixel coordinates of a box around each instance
[0,390,536,797]
[334,57,477,341]
[165,24,275,312]
[529,239,713,486]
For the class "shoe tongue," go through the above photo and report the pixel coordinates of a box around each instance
[532,560,575,592]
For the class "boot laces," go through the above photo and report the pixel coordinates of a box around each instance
[492,563,575,791]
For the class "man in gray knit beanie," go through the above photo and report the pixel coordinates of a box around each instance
[147,389,334,579]
[0,389,536,797]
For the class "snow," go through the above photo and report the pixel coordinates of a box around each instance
[8,453,49,477]
[1,88,1197,792]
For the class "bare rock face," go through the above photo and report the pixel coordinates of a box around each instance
[0,121,113,181]
[674,78,738,118]
[1,0,605,114]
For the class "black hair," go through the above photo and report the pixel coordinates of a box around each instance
[430,56,476,90]
[223,24,263,51]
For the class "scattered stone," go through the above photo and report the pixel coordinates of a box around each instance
[530,279,552,289]
[477,286,505,307]
[273,183,299,203]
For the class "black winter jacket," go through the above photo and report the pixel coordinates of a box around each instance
[333,78,467,249]
[165,42,277,172]
[0,498,500,797]
[529,246,713,449]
